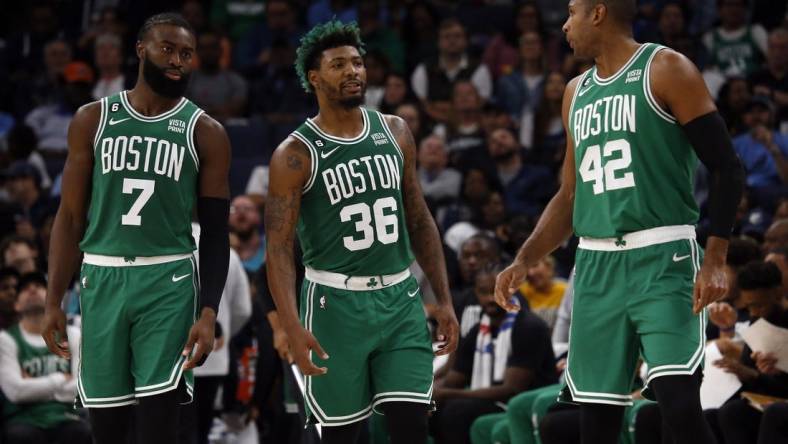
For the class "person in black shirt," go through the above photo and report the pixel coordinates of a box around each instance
[430,264,556,444]
[715,261,788,444]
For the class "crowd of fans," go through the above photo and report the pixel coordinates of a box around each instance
[0,0,787,443]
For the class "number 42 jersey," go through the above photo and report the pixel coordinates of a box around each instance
[80,91,204,257]
[292,108,415,276]
[570,43,700,238]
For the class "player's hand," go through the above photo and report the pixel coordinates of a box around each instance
[494,262,526,313]
[182,309,216,369]
[42,305,70,359]
[432,303,459,356]
[692,260,728,314]
[708,301,737,330]
[272,325,293,363]
[287,325,328,376]
[752,351,780,375]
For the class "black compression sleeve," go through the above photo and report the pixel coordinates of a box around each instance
[681,111,745,239]
[197,197,230,313]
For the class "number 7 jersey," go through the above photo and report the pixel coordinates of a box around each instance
[79,91,203,256]
[292,108,415,276]
[570,43,699,238]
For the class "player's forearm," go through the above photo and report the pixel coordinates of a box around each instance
[46,210,84,308]
[265,244,300,330]
[408,205,452,307]
[515,187,573,266]
[704,237,729,266]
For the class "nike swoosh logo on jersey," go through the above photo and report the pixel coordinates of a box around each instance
[408,288,420,298]
[577,85,593,97]
[172,273,191,282]
[672,253,691,262]
[108,117,131,125]
[320,146,341,159]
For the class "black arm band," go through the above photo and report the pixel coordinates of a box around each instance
[681,111,745,239]
[197,197,230,313]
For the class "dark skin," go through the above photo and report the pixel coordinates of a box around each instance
[43,24,231,371]
[435,273,533,402]
[265,45,458,377]
[495,0,728,315]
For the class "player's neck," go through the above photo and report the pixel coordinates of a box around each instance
[20,319,42,335]
[126,83,182,117]
[593,35,640,79]
[312,104,364,139]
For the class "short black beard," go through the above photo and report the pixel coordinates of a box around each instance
[492,149,517,162]
[339,94,364,108]
[142,56,190,99]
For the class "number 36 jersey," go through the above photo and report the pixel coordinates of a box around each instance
[292,108,415,276]
[80,91,203,256]
[569,43,699,238]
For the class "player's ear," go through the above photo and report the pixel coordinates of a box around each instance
[591,2,607,26]
[136,40,146,59]
[308,70,320,92]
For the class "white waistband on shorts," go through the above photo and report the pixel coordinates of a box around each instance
[82,252,193,267]
[304,266,411,291]
[578,225,696,251]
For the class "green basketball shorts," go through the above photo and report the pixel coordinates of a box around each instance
[77,253,197,408]
[560,225,707,406]
[300,267,434,427]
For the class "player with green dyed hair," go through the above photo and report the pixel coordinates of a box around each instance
[266,18,459,444]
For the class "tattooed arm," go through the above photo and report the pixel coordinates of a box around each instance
[265,136,328,376]
[386,115,459,356]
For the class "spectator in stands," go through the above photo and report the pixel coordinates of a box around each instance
[431,264,556,444]
[14,39,73,119]
[181,0,208,32]
[0,272,91,444]
[6,124,51,191]
[437,168,500,233]
[209,0,265,42]
[749,28,788,133]
[763,219,788,254]
[362,50,390,110]
[235,0,304,73]
[244,166,268,210]
[703,0,768,77]
[0,267,20,330]
[186,30,247,122]
[411,18,492,123]
[717,76,752,136]
[483,2,544,79]
[733,95,788,210]
[25,61,94,154]
[394,102,429,145]
[453,235,501,337]
[307,0,357,29]
[92,33,128,100]
[358,1,404,74]
[418,135,461,207]
[379,73,418,115]
[6,4,63,76]
[716,261,788,444]
[1,236,39,275]
[480,102,515,136]
[435,80,487,169]
[401,2,439,74]
[5,162,56,235]
[248,38,313,126]
[528,71,567,170]
[496,31,546,131]
[765,246,788,296]
[517,255,566,331]
[76,6,128,57]
[486,127,554,217]
[229,195,265,274]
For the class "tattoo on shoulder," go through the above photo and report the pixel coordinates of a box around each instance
[286,154,303,170]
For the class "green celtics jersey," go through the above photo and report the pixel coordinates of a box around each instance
[709,26,762,76]
[293,108,414,275]
[3,324,73,428]
[80,91,203,256]
[570,43,699,238]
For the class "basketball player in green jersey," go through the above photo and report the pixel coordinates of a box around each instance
[495,1,745,443]
[266,21,459,443]
[41,13,231,444]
